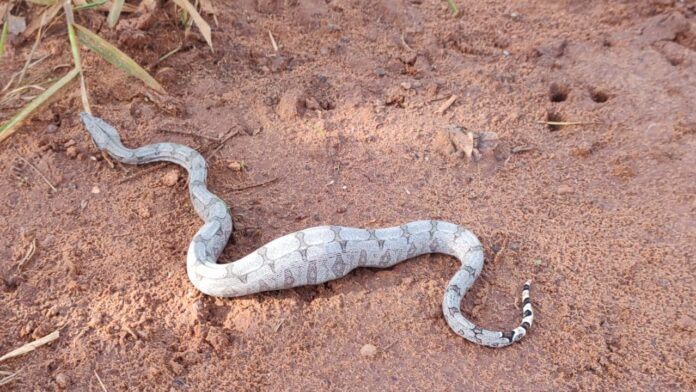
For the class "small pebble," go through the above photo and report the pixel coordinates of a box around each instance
[161,169,180,187]
[66,146,78,159]
[360,343,377,357]
[227,161,243,171]
[55,373,70,389]
[570,142,593,158]
[677,315,696,332]
[91,186,100,194]
[557,184,573,195]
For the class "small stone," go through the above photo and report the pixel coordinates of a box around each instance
[205,328,231,352]
[305,97,322,111]
[570,142,593,158]
[91,186,100,194]
[451,131,475,159]
[399,52,417,65]
[227,161,243,171]
[475,131,499,151]
[7,14,26,34]
[45,123,58,133]
[64,139,76,148]
[138,205,151,219]
[400,81,412,90]
[277,89,306,120]
[360,343,377,357]
[375,68,386,77]
[677,315,696,332]
[55,373,69,389]
[384,87,405,107]
[20,320,35,337]
[433,129,457,157]
[557,184,573,195]
[161,169,180,187]
[65,146,78,159]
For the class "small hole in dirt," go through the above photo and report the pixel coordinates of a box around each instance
[668,57,683,66]
[590,89,609,103]
[2,276,19,292]
[547,111,563,131]
[549,83,569,102]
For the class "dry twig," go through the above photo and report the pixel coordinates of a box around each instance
[435,95,457,115]
[0,330,60,362]
[0,369,21,386]
[17,238,36,270]
[16,155,57,192]
[158,128,220,142]
[268,30,279,52]
[207,129,240,159]
[226,177,280,192]
[94,370,108,392]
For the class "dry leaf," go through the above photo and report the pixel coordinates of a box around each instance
[24,2,62,37]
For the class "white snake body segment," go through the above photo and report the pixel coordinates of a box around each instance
[81,113,534,348]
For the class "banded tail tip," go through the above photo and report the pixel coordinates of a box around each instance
[510,279,534,344]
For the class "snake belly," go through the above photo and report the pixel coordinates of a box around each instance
[81,112,534,348]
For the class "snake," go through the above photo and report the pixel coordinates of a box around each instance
[81,112,534,348]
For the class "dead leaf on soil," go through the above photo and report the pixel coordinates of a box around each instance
[24,2,62,38]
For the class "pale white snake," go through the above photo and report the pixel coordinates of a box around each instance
[81,113,534,348]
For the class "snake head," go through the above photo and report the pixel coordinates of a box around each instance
[80,112,122,150]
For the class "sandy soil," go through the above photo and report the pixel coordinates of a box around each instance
[1,1,695,390]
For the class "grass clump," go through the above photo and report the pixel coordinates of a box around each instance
[0,0,214,143]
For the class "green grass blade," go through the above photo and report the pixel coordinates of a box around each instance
[73,23,165,93]
[106,0,125,28]
[171,0,213,50]
[0,68,79,144]
[446,0,459,16]
[74,0,108,12]
[0,20,8,58]
[64,3,91,113]
[26,0,57,6]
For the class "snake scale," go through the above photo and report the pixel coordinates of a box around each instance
[81,112,534,348]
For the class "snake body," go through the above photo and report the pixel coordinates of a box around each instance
[81,113,533,347]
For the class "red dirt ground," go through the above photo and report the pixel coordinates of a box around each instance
[1,1,695,390]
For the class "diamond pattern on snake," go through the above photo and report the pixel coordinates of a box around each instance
[81,112,534,348]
